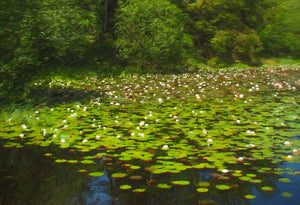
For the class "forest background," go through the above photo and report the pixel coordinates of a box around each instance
[0,0,299,103]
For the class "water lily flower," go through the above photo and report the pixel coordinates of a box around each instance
[61,139,66,143]
[82,139,88,143]
[221,169,229,174]
[116,135,121,138]
[202,129,207,135]
[162,145,169,150]
[95,135,101,140]
[138,133,144,137]
[236,120,241,124]
[19,134,24,138]
[237,157,244,161]
[139,121,145,126]
[246,130,256,135]
[158,98,163,103]
[207,138,213,143]
[21,124,27,129]
[50,108,54,111]
[287,155,293,159]
[284,141,290,146]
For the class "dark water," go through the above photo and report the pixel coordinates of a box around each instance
[1,143,300,205]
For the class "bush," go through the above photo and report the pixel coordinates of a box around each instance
[115,0,193,72]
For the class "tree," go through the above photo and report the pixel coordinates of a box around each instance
[0,0,103,101]
[114,0,193,72]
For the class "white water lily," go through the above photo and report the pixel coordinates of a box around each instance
[236,120,241,124]
[95,135,101,140]
[19,134,24,138]
[138,133,144,137]
[162,145,169,150]
[61,139,66,143]
[207,138,213,143]
[221,169,229,173]
[21,124,27,129]
[82,139,88,143]
[284,141,290,146]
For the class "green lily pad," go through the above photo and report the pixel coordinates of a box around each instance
[171,180,190,186]
[81,159,95,164]
[55,159,67,163]
[112,173,128,179]
[216,184,231,190]
[245,194,257,199]
[197,188,209,193]
[88,172,104,177]
[261,186,273,192]
[120,184,132,190]
[198,181,210,187]
[132,188,146,193]
[278,178,291,183]
[157,183,172,189]
[281,192,293,198]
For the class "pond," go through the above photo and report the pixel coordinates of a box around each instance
[1,67,300,204]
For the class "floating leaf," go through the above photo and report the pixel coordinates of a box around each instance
[245,194,256,199]
[197,188,209,193]
[216,184,231,190]
[88,172,104,177]
[132,188,146,193]
[171,180,190,186]
[278,178,291,183]
[281,192,293,198]
[261,186,273,192]
[112,173,128,179]
[198,181,210,187]
[157,183,172,189]
[55,159,67,163]
[120,184,132,190]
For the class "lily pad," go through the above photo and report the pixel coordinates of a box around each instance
[88,172,104,177]
[261,186,273,192]
[171,180,190,186]
[132,188,146,193]
[197,188,209,193]
[120,184,132,190]
[216,184,231,190]
[157,183,172,189]
[278,178,291,183]
[281,192,293,198]
[112,173,128,179]
[245,194,257,199]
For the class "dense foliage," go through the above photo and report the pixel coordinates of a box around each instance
[115,0,193,72]
[0,0,299,101]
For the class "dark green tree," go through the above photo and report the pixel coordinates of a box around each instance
[114,0,193,72]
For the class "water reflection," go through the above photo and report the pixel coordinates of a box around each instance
[1,140,300,205]
[81,173,112,205]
